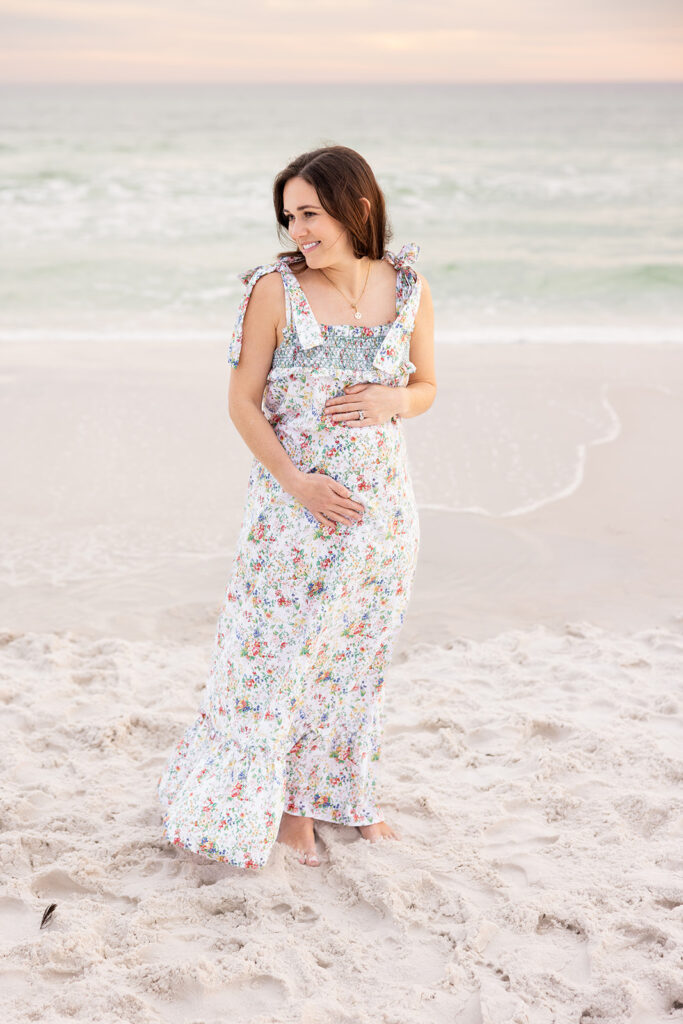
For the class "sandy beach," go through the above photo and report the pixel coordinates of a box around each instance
[2,339,682,1023]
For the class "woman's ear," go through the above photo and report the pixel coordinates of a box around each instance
[359,196,371,224]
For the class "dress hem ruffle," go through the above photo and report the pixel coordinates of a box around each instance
[282,803,384,827]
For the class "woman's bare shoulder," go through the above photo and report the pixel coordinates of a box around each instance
[247,267,287,323]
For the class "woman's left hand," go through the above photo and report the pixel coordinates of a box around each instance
[323,382,405,427]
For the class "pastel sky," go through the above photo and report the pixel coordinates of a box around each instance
[1,0,682,83]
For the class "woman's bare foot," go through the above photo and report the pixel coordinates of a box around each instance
[357,820,400,842]
[276,811,320,867]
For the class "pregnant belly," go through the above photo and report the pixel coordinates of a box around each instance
[275,423,414,534]
[280,419,400,483]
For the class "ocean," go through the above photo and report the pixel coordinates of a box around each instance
[1,82,682,344]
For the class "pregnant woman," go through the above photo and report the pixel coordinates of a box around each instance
[157,144,436,870]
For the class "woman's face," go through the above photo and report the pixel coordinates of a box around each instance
[282,176,351,266]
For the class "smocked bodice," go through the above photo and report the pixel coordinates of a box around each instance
[271,322,393,374]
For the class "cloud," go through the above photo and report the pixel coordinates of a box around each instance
[0,0,681,81]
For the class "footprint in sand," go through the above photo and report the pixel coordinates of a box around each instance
[482,817,560,888]
[30,867,95,899]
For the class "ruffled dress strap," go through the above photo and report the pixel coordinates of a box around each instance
[372,242,421,377]
[228,257,295,368]
[275,259,326,353]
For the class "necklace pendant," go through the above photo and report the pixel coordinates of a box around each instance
[354,310,362,320]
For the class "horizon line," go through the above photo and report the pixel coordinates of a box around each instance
[2,78,682,86]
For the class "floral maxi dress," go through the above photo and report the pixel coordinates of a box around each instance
[157,242,422,870]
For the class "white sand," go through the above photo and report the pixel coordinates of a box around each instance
[1,340,682,1023]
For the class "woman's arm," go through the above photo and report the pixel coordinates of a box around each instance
[228,273,365,526]
[396,271,436,419]
[228,272,301,493]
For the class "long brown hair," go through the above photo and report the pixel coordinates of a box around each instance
[273,145,392,272]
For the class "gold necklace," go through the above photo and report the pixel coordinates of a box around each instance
[318,258,372,321]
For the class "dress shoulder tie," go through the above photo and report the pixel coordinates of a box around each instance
[372,242,421,378]
[228,258,297,368]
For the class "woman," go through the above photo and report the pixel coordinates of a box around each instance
[157,145,436,870]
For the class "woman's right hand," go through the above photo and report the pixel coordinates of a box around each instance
[291,470,365,527]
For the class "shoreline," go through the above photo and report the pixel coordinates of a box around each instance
[3,330,683,345]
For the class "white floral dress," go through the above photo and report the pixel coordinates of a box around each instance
[157,243,422,870]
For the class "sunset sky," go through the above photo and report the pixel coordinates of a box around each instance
[1,0,682,83]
